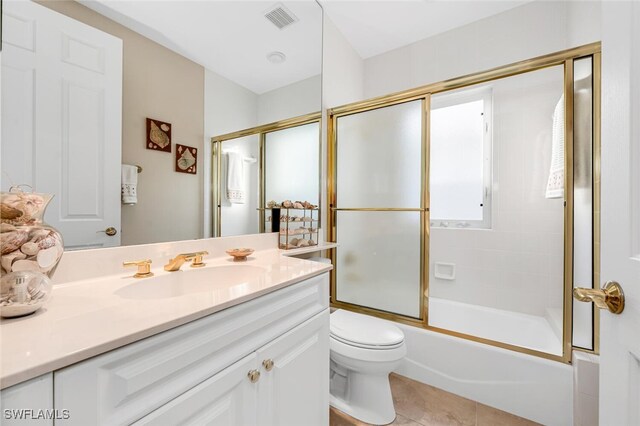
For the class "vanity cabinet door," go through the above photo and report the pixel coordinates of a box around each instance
[133,353,258,426]
[0,374,54,425]
[256,309,329,426]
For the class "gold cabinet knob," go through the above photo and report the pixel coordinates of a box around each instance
[262,359,274,372]
[247,369,260,383]
[573,281,625,314]
[123,259,154,278]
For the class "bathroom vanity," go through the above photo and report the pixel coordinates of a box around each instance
[0,238,331,426]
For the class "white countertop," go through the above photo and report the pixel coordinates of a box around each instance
[280,242,338,256]
[0,250,331,389]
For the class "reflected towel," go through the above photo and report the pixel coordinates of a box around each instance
[226,151,245,204]
[546,95,565,199]
[121,164,138,205]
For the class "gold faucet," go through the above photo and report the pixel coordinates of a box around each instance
[123,259,154,278]
[164,251,209,272]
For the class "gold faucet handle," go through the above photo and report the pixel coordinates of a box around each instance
[191,251,209,268]
[123,259,154,278]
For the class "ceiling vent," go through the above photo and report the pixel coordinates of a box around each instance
[264,3,298,30]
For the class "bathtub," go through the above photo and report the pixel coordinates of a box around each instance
[428,297,563,355]
[390,298,573,425]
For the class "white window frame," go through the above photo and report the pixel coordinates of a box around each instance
[430,87,493,229]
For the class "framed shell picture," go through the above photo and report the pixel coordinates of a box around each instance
[175,144,197,174]
[146,118,172,152]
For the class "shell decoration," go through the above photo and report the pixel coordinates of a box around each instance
[177,146,196,170]
[1,189,64,277]
[0,271,53,318]
[150,120,170,149]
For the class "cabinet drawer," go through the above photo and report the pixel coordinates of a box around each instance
[55,273,328,425]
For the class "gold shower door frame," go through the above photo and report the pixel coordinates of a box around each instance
[211,112,322,237]
[327,43,602,364]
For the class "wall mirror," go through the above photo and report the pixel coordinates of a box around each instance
[211,116,321,238]
[1,0,322,251]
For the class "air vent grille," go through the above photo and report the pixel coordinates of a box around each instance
[264,3,298,30]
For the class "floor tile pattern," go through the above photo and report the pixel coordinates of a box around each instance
[330,373,540,426]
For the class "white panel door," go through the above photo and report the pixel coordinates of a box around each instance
[1,0,122,249]
[599,1,640,425]
[133,354,258,426]
[256,309,329,426]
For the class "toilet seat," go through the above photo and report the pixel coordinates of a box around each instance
[330,309,405,350]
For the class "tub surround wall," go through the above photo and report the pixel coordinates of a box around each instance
[429,68,566,317]
[37,0,205,247]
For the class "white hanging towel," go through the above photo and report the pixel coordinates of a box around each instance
[546,95,565,199]
[121,164,138,205]
[226,151,245,204]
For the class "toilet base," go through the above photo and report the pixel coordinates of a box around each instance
[330,370,396,425]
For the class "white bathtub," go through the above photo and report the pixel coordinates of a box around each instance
[428,297,563,355]
[391,298,573,425]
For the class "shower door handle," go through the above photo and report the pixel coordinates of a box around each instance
[573,281,625,314]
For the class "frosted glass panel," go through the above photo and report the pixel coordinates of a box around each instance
[220,135,260,236]
[336,101,422,208]
[573,57,594,349]
[265,122,319,206]
[336,211,421,318]
[428,66,566,356]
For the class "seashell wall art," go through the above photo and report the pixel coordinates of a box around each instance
[175,144,198,174]
[146,118,172,152]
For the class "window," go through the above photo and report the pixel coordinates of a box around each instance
[430,89,492,229]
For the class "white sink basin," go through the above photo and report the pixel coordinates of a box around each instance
[116,264,266,300]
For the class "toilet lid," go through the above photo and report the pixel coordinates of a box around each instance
[330,309,405,349]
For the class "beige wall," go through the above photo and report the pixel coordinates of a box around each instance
[38,0,205,246]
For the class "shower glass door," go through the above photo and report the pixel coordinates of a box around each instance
[329,45,600,363]
[428,65,567,357]
[331,100,426,319]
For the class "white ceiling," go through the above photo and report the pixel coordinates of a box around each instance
[320,0,531,59]
[80,0,532,94]
[80,0,323,94]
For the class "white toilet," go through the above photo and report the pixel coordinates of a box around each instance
[329,309,407,425]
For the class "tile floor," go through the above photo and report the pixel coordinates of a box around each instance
[330,373,540,426]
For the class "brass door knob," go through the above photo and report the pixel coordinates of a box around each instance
[262,359,274,371]
[573,281,625,314]
[101,227,118,236]
[248,369,260,383]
